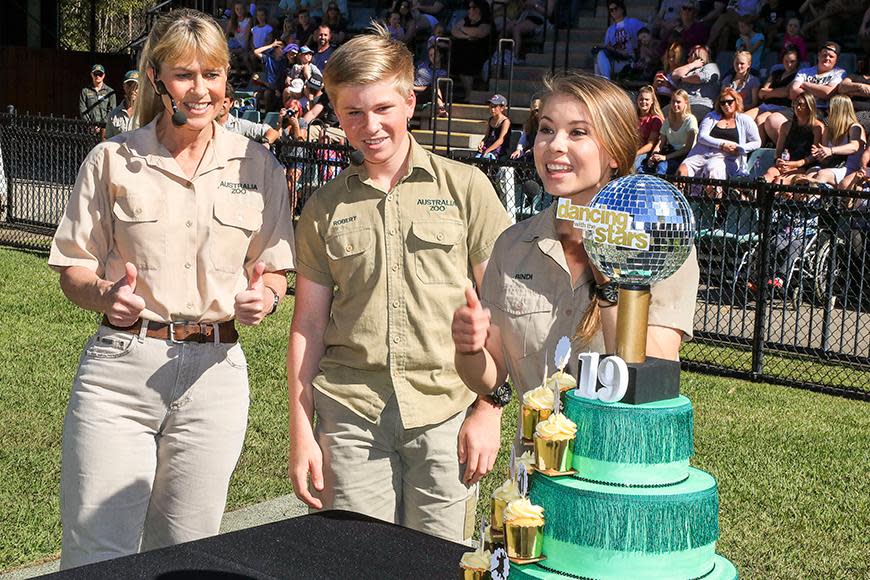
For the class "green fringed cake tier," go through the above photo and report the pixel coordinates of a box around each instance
[563,393,694,486]
[510,554,738,580]
[528,468,720,580]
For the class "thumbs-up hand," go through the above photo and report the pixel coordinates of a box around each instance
[452,285,491,354]
[106,262,146,326]
[234,261,271,326]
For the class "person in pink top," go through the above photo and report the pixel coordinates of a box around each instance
[633,85,665,171]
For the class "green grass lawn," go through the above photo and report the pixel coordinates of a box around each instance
[1,247,868,578]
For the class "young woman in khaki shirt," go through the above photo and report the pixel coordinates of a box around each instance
[452,72,699,398]
[48,10,294,568]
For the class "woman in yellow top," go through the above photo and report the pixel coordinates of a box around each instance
[48,10,294,569]
[452,72,699,399]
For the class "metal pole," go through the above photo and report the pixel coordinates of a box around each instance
[436,77,454,155]
[432,37,452,153]
[751,182,774,377]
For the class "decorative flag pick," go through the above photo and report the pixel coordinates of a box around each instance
[519,466,529,498]
[479,517,488,554]
[554,336,571,374]
[509,446,517,482]
[552,373,561,416]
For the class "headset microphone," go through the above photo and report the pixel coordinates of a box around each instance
[155,80,188,127]
[349,149,365,166]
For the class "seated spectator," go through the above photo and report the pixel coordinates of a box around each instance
[746,48,799,126]
[800,0,865,48]
[735,15,764,72]
[415,0,446,23]
[644,89,699,175]
[758,0,787,45]
[450,0,493,96]
[298,72,323,112]
[780,17,807,64]
[226,1,253,75]
[707,0,761,53]
[762,42,845,147]
[655,44,721,123]
[594,0,645,80]
[510,98,541,159]
[762,93,824,184]
[634,85,665,171]
[283,77,306,106]
[321,2,347,44]
[312,25,335,71]
[391,1,426,45]
[279,16,295,44]
[649,0,686,42]
[386,10,406,42]
[673,2,708,55]
[679,87,762,191]
[293,8,317,47]
[301,78,340,129]
[251,7,274,51]
[476,94,511,159]
[288,45,321,82]
[840,146,870,191]
[218,82,281,145]
[722,50,761,110]
[510,0,554,63]
[805,95,866,186]
[254,40,290,112]
[837,63,870,113]
[662,36,686,78]
[413,44,447,115]
[631,27,664,82]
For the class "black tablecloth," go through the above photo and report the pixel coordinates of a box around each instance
[40,510,469,579]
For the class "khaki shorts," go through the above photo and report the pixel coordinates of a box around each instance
[313,389,477,543]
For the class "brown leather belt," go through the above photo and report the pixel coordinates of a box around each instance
[101,316,239,344]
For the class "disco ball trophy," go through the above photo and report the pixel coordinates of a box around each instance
[558,173,695,403]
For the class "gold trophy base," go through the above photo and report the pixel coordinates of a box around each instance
[508,555,547,565]
[521,405,553,441]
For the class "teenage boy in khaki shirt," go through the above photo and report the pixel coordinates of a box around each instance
[287,25,511,541]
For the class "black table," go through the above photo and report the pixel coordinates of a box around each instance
[40,510,470,579]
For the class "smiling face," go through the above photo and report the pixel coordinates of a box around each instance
[153,55,226,132]
[786,18,800,36]
[671,93,688,115]
[333,79,416,170]
[733,54,751,76]
[534,93,617,205]
[782,50,799,73]
[636,91,654,116]
[817,47,838,73]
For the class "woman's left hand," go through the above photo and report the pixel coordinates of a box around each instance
[234,261,271,325]
[720,142,738,155]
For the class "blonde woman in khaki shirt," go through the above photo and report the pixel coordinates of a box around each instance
[452,72,699,399]
[48,10,294,568]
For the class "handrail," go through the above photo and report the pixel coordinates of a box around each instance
[494,38,515,116]
[435,77,454,154]
[431,37,453,154]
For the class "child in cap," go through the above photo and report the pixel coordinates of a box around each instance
[477,94,510,159]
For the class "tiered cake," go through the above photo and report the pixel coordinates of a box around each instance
[510,393,737,579]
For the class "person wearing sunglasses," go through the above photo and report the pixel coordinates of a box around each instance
[678,87,761,193]
[79,64,117,129]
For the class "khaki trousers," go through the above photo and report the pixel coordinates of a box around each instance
[313,390,477,543]
[60,324,250,569]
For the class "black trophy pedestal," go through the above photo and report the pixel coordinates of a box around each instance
[605,355,681,404]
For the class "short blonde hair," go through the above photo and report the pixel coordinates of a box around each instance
[135,9,229,127]
[323,22,414,106]
[540,71,638,178]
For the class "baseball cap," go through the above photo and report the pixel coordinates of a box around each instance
[288,78,305,93]
[820,41,840,56]
[283,43,300,54]
[299,46,313,55]
[91,64,105,74]
[307,73,324,91]
[488,94,508,106]
[123,70,140,84]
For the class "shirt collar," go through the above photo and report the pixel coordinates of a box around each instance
[343,134,437,192]
[522,202,595,288]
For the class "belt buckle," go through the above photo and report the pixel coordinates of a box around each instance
[168,321,209,343]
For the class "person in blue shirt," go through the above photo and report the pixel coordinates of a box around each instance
[735,15,764,72]
[594,0,646,80]
[254,40,288,112]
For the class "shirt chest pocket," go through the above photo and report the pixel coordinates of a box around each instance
[210,194,264,274]
[325,227,375,289]
[408,219,466,285]
[112,192,165,271]
[494,277,554,359]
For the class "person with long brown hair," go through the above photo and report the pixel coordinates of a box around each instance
[49,9,294,568]
[451,71,698,424]
[633,85,665,171]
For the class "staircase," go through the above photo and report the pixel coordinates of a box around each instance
[415,0,659,153]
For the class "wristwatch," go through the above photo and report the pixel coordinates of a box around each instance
[487,382,513,408]
[594,281,619,305]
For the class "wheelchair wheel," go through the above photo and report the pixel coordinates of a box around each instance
[812,237,843,307]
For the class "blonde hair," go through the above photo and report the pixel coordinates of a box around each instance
[826,94,859,146]
[538,72,638,346]
[732,50,753,80]
[637,85,664,122]
[793,92,817,125]
[668,89,691,124]
[135,9,229,127]
[323,21,414,106]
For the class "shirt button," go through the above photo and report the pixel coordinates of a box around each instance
[186,302,193,309]
[392,336,401,344]
[184,262,191,269]
[392,264,399,272]
[134,208,142,215]
[392,300,400,308]
[387,195,393,201]
[436,233,444,241]
[345,244,353,252]
[185,220,193,228]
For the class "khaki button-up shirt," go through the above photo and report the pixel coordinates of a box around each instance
[480,204,699,397]
[49,118,295,323]
[294,136,511,428]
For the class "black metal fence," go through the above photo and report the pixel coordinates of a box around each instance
[1,114,868,400]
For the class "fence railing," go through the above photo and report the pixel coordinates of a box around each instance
[1,114,867,400]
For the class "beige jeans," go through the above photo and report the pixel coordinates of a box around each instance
[313,390,477,543]
[60,324,250,569]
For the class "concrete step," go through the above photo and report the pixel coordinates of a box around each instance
[412,129,482,148]
[439,103,530,123]
[418,117,487,133]
[542,40,599,54]
[490,65,552,82]
[525,51,593,69]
